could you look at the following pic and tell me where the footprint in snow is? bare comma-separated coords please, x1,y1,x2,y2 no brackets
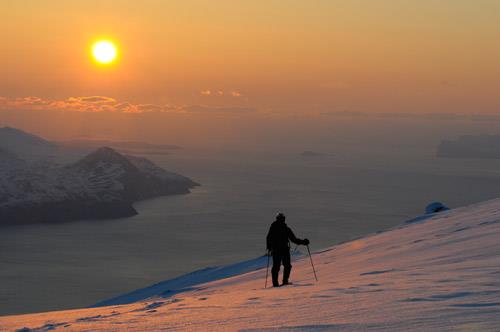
435,279,460,283
312,294,334,299
478,220,500,227
360,269,396,276
77,315,103,322
135,301,166,312
451,302,500,308
452,227,470,233
402,291,474,302
171,298,183,303
17,322,69,332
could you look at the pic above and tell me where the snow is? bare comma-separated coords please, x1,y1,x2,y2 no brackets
93,250,303,307
93,255,273,307
2,198,500,331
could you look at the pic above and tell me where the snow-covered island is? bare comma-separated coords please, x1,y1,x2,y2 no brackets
2,198,500,330
0,127,198,226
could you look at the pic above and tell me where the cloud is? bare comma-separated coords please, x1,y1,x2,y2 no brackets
0,96,255,115
69,96,117,104
200,89,243,97
0,96,172,113
2,96,53,109
0,96,121,113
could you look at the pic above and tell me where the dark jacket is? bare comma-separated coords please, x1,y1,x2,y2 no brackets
266,220,304,251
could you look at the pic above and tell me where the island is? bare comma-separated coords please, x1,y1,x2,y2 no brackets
0,127,198,226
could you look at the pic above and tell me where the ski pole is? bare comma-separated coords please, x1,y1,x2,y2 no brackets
265,251,270,288
306,245,318,282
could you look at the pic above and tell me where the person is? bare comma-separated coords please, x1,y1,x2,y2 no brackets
266,212,309,287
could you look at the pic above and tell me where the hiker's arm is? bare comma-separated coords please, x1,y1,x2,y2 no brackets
288,227,308,245
266,226,273,251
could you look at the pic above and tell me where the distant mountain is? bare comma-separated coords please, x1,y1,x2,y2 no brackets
0,128,198,226
0,127,56,149
0,148,21,163
60,139,181,156
437,135,500,159
0,126,58,160
69,147,197,202
61,139,181,150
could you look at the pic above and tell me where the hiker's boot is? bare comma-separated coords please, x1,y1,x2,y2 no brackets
283,264,292,284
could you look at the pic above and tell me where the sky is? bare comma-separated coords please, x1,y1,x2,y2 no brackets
1,0,500,145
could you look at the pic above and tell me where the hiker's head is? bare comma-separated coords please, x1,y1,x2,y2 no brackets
276,212,286,222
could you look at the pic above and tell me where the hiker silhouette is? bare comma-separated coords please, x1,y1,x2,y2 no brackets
266,213,309,287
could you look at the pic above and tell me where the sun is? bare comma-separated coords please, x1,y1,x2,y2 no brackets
91,40,118,65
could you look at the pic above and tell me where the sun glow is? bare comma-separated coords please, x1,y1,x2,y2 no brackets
91,40,118,65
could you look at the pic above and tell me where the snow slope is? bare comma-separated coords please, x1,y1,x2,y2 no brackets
3,198,500,331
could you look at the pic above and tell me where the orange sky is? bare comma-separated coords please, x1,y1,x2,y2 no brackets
1,1,500,144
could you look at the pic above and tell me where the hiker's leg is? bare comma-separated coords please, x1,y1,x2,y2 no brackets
282,250,292,284
271,251,282,287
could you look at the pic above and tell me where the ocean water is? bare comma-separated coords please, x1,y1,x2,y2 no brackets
2,147,500,315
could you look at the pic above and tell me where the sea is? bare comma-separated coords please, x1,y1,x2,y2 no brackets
2,145,500,315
